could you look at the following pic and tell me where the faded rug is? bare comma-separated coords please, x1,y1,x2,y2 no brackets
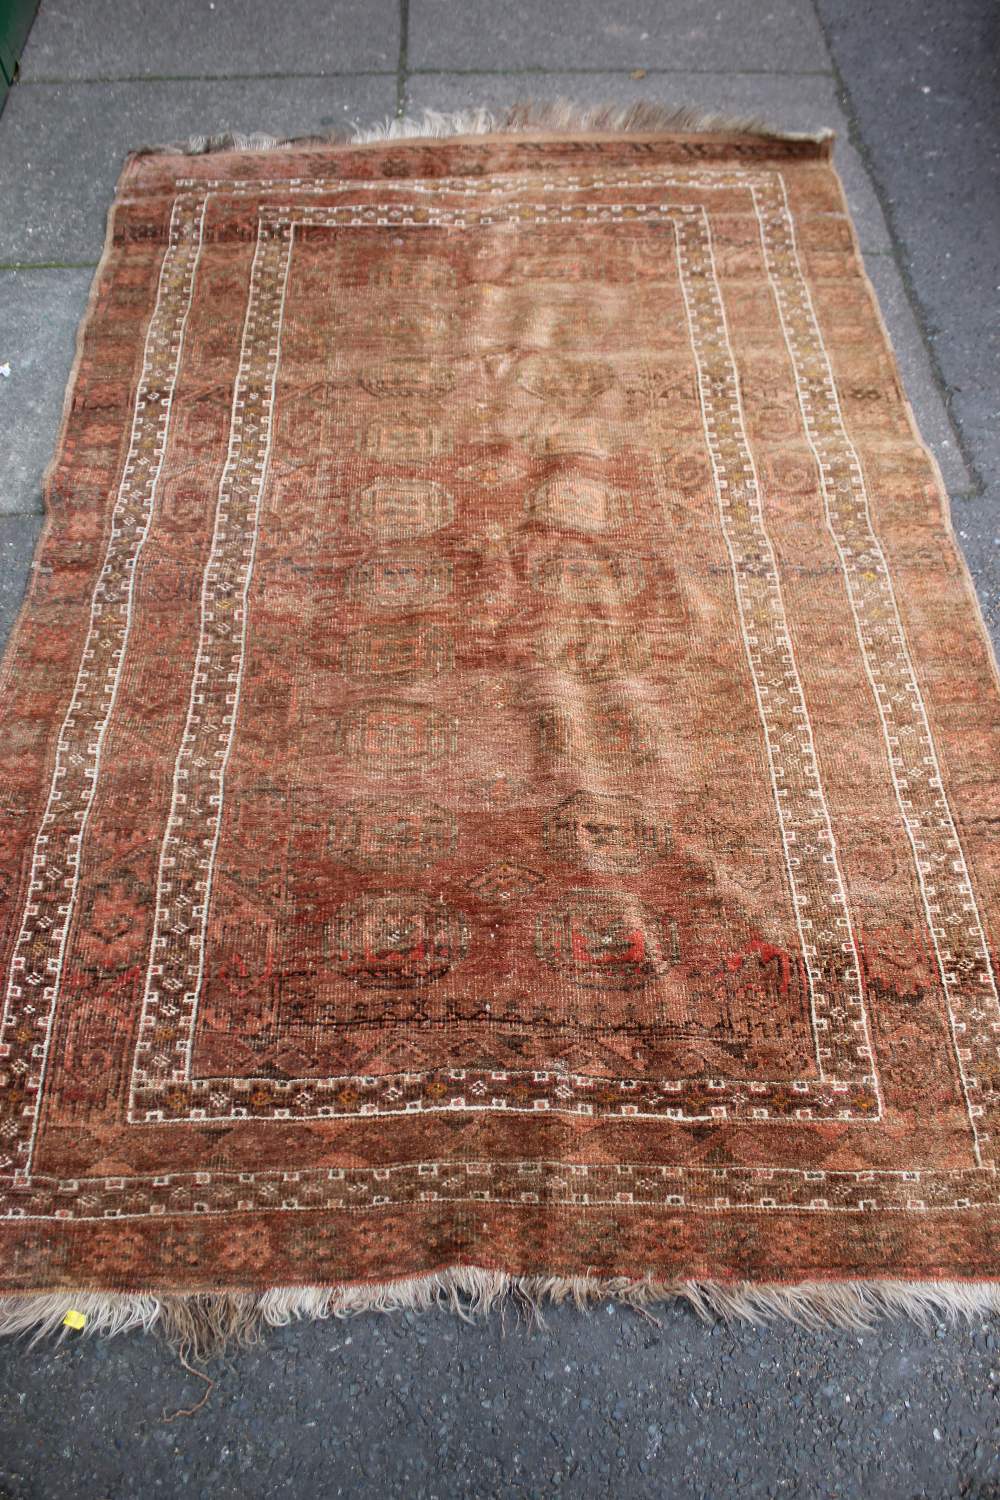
3,105,1000,1348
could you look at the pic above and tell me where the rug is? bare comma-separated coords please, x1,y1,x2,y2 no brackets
3,104,1000,1350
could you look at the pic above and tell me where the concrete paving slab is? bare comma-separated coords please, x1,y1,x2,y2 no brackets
0,513,43,647
0,75,397,263
19,0,400,79
408,0,830,74
0,270,93,516
406,70,892,252
862,255,973,495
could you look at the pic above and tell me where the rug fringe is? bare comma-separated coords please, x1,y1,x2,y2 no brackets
135,99,833,158
3,1272,997,1359
347,101,830,144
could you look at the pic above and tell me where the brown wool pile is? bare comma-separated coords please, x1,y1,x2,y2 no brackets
2,104,999,1354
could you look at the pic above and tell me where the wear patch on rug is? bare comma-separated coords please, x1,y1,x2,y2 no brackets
2,106,1000,1345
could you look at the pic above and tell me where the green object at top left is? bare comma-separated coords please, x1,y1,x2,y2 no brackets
0,0,40,91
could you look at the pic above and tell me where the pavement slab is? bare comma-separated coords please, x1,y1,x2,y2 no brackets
407,0,830,74
815,0,999,486
861,254,974,497
0,513,44,645
0,76,397,263
19,0,401,79
0,270,93,516
2,1301,1000,1497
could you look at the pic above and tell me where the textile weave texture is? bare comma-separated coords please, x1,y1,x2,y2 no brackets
3,123,1000,1315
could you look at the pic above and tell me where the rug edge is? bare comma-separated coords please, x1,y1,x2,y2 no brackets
7,100,995,1369
3,1272,999,1357
132,99,835,159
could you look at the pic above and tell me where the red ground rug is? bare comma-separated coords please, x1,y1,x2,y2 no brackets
2,105,1000,1347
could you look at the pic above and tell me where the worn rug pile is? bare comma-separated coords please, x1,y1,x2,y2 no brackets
3,105,1000,1350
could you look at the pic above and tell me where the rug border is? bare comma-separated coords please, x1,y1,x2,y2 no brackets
823,157,1000,710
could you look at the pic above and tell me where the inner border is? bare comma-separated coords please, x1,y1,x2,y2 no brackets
126,197,879,1128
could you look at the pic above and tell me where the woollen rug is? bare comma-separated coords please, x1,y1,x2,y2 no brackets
2,105,1000,1352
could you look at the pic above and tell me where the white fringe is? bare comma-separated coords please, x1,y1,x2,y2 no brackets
346,101,825,144
138,100,833,158
3,1272,997,1359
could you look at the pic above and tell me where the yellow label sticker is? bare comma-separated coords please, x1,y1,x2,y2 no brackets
62,1309,87,1330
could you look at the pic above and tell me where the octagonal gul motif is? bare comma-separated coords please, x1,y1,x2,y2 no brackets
340,623,454,679
349,479,455,538
534,695,663,769
543,791,672,875
368,259,457,293
531,423,614,460
374,302,458,346
359,360,457,398
335,699,457,774
343,553,454,610
327,892,470,989
535,621,652,681
328,800,458,871
455,451,529,488
528,547,646,604
515,354,614,404
359,423,453,462
525,475,625,532
535,890,680,991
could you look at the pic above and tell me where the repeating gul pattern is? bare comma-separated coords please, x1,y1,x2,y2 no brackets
1,130,999,1294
